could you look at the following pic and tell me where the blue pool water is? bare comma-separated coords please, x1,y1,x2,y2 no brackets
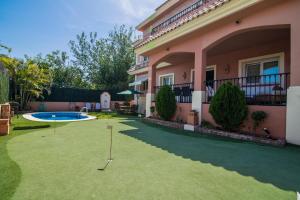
31,112,89,121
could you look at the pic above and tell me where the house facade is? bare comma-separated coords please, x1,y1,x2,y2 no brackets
128,0,300,145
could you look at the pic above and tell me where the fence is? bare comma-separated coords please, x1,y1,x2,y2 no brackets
204,73,290,106
38,87,127,102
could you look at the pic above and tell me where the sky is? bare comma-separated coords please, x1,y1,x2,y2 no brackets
0,0,165,58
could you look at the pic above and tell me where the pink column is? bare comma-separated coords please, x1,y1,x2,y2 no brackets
194,49,207,91
146,60,156,117
291,23,300,86
192,49,207,124
147,61,156,94
286,22,300,145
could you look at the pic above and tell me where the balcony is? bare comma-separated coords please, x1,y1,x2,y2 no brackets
135,0,224,48
204,73,290,106
152,0,212,35
154,82,194,103
128,61,149,74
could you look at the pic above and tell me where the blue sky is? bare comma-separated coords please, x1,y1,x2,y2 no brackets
0,0,164,58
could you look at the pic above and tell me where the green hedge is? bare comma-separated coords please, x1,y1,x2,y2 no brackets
156,85,177,121
0,70,9,104
38,87,127,102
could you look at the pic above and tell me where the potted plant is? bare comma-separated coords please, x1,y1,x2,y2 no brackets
187,110,199,126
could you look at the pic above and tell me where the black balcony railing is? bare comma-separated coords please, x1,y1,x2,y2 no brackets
128,61,149,72
204,73,290,106
154,83,194,103
151,0,212,35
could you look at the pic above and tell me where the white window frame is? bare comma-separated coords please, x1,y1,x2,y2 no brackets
190,69,195,83
238,52,285,78
206,65,217,80
158,73,175,86
190,65,217,83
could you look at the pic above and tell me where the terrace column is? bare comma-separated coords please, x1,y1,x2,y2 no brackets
146,62,156,117
192,49,207,124
286,23,300,145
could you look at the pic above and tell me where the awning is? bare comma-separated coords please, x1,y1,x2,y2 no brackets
129,76,148,87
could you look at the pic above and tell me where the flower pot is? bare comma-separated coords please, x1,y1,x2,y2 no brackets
187,111,199,126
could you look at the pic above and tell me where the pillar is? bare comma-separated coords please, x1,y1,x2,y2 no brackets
192,49,207,124
286,22,300,145
146,62,156,117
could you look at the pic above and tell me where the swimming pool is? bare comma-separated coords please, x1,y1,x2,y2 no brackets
23,112,96,122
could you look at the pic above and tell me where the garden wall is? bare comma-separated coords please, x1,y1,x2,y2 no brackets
151,102,192,123
29,101,124,112
202,104,286,139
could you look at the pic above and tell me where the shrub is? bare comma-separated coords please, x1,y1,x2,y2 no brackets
209,82,248,131
201,120,215,129
156,85,176,121
251,111,267,131
150,106,155,113
0,71,9,104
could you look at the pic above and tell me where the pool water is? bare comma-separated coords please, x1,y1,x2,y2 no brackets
24,112,95,122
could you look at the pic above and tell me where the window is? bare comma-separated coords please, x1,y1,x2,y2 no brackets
159,74,174,86
243,57,281,84
245,63,260,84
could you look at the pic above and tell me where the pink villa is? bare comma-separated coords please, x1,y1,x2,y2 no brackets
128,0,300,145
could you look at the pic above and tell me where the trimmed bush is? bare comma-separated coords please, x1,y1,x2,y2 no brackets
209,82,248,131
156,85,176,121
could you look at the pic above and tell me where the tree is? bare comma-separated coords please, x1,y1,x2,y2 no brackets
69,25,135,90
28,51,90,88
0,43,12,54
0,56,52,109
156,86,177,121
16,60,52,109
0,56,22,100
209,82,248,131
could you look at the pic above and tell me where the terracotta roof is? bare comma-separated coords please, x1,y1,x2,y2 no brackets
135,0,230,48
155,0,171,11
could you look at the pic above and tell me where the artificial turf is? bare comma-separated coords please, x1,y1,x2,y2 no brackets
1,116,300,200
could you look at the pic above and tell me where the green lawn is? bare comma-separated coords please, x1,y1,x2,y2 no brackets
1,116,300,200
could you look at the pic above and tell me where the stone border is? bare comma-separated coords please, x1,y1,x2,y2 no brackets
23,112,96,123
195,127,286,147
142,118,184,129
142,118,286,147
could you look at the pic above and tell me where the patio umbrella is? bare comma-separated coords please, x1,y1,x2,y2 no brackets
117,89,142,95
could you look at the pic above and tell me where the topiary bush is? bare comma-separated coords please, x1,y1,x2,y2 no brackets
156,85,176,121
209,82,248,131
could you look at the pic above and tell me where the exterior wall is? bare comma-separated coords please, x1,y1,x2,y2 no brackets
172,103,192,123
29,101,124,112
207,40,290,80
152,102,192,123
202,104,286,139
156,62,194,85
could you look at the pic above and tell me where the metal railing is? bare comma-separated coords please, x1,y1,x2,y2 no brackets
204,73,290,106
151,0,213,35
154,82,194,103
128,61,149,72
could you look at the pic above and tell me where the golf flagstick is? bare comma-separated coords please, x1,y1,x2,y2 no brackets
98,125,113,171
